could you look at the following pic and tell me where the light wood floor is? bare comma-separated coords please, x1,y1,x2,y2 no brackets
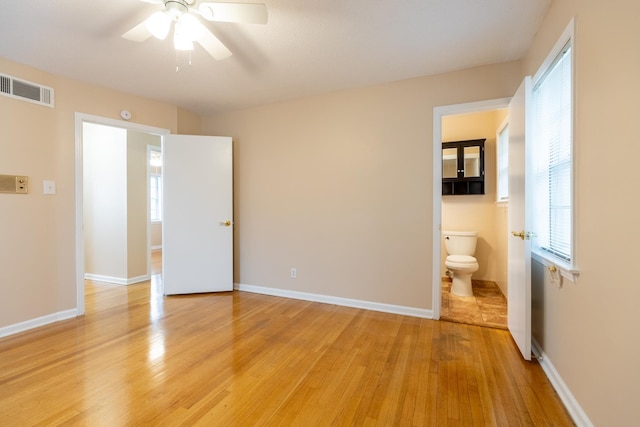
0,275,573,425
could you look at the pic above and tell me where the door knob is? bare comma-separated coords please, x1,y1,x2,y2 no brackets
511,230,525,240
219,220,232,227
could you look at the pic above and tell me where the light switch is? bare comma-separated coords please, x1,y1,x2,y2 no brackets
43,180,56,195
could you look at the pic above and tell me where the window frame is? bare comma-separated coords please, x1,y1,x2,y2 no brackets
150,173,162,222
496,117,509,204
530,18,579,281
148,146,163,223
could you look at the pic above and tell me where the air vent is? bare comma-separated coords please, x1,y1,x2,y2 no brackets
0,73,54,108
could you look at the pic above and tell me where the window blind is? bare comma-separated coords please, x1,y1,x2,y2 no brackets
150,175,163,222
532,43,572,262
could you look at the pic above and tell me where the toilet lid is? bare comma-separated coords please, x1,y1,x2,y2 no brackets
447,255,476,264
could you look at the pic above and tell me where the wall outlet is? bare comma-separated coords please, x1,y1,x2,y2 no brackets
290,268,297,279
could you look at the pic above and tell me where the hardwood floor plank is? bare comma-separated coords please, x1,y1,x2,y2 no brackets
0,280,574,426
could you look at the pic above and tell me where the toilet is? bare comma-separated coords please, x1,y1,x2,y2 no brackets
443,231,479,297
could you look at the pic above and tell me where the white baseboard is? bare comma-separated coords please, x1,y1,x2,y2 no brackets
532,338,594,427
234,283,433,319
84,273,150,285
0,309,78,339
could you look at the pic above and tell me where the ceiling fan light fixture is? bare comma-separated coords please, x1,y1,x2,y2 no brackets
179,13,205,41
123,0,267,61
145,11,171,40
166,0,189,20
173,21,195,50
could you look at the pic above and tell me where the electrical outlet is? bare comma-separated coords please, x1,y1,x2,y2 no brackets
290,268,297,279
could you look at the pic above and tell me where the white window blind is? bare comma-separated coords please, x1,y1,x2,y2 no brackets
150,175,162,222
497,124,509,202
149,149,163,222
532,43,573,262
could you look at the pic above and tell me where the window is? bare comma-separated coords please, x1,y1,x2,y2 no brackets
149,148,162,222
531,34,573,265
496,121,509,202
150,175,162,221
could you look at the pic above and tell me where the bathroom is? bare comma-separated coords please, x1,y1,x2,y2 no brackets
441,109,509,328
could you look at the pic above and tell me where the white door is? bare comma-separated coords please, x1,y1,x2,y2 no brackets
162,135,233,295
507,77,532,360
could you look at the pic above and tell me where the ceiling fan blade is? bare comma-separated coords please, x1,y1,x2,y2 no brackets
122,20,153,42
197,27,232,60
198,2,268,24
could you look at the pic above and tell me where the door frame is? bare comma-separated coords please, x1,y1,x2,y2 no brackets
74,113,170,315
431,98,511,319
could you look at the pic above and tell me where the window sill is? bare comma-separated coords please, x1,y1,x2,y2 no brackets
532,251,580,283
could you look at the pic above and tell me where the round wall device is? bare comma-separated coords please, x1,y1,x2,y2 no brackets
120,110,132,120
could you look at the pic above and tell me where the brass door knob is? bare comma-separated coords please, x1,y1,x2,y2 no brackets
219,220,232,227
511,230,525,240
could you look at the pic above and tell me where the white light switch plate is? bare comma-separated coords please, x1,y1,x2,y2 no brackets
43,180,56,195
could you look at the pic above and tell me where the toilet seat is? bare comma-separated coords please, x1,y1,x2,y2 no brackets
445,255,478,269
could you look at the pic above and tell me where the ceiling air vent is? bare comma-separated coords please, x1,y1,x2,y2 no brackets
0,73,54,108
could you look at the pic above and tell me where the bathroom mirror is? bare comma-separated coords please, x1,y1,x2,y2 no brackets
442,147,458,179
463,146,481,177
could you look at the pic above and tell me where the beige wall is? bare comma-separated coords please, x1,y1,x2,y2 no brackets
177,107,203,135
441,110,509,294
151,222,163,249
203,61,522,309
0,57,191,328
525,0,640,425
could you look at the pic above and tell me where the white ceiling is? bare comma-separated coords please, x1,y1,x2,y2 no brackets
0,0,551,115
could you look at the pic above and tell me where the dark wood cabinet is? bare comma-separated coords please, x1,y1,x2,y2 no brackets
442,139,485,195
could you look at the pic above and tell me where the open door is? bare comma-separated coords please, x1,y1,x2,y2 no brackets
507,77,532,360
162,135,233,295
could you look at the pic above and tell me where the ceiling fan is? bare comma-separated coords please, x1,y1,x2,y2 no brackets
122,0,268,60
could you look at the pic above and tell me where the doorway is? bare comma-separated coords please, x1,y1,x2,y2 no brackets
439,109,509,328
431,98,510,323
74,113,170,314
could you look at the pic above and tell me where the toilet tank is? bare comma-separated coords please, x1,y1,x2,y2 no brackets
443,231,478,255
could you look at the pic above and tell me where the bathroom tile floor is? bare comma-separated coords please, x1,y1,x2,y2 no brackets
441,279,508,329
